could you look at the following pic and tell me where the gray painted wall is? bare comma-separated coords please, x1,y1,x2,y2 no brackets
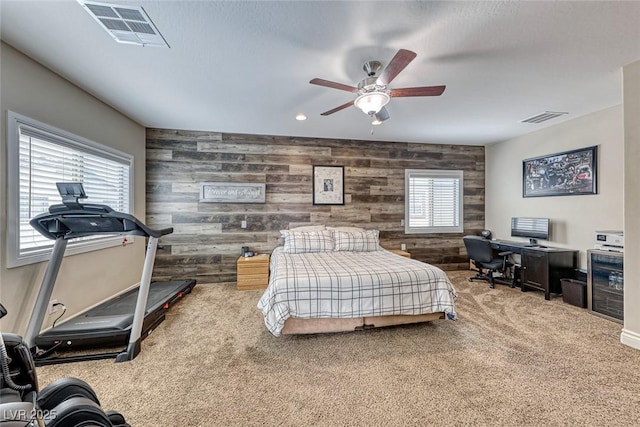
485,105,624,269
0,42,146,334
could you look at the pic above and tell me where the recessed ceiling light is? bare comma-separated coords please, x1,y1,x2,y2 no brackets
295,114,307,121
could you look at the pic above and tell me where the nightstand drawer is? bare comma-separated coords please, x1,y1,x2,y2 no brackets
238,264,269,275
237,274,269,290
237,254,270,290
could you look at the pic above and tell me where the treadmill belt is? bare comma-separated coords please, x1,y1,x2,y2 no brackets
35,280,195,349
89,281,189,317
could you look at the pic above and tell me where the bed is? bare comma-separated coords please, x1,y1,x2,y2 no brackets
257,227,457,336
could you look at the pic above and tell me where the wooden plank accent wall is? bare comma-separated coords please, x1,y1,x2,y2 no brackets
146,128,485,283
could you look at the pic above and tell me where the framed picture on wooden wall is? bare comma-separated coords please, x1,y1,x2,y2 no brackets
313,165,344,205
523,145,597,197
199,182,266,203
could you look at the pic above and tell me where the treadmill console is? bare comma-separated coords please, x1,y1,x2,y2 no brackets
30,182,170,240
57,182,88,210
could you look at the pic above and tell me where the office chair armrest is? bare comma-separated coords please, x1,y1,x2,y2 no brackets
498,251,513,257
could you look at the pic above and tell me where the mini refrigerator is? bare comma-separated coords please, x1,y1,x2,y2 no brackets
587,249,624,323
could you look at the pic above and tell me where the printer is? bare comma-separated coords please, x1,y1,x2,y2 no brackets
594,230,624,252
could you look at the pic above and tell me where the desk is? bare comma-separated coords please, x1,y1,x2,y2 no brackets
491,240,544,254
490,240,578,300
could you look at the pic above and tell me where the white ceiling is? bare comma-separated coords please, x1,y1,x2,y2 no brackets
2,0,640,145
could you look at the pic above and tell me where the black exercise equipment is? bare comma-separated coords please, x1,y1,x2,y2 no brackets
24,182,195,365
1,303,131,426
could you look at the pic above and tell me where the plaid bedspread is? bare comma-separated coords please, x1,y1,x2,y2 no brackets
257,247,457,336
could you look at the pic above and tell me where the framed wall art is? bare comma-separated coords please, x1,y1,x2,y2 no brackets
312,165,344,205
523,146,597,197
200,182,266,203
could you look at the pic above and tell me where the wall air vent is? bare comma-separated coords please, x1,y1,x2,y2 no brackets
520,111,568,124
78,0,169,48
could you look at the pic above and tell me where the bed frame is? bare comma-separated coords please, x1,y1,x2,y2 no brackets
281,312,445,335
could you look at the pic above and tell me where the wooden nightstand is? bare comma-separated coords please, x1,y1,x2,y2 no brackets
237,254,270,290
388,249,412,258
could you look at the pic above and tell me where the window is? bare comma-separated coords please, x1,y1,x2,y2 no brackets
6,111,133,267
405,169,463,234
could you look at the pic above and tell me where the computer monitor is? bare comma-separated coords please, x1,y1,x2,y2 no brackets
511,217,550,243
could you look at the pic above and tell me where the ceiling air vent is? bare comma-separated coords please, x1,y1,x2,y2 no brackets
78,0,169,48
520,111,568,124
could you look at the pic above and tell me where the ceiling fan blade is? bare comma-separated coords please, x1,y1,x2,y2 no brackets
310,78,357,93
321,100,354,116
390,85,446,97
376,49,417,86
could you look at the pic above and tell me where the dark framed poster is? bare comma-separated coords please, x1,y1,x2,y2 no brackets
523,146,597,197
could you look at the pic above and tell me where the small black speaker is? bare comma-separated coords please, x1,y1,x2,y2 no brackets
481,229,492,239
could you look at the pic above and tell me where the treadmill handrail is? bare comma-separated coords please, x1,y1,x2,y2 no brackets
30,208,173,240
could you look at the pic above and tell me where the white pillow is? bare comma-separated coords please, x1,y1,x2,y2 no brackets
281,229,334,253
333,229,380,252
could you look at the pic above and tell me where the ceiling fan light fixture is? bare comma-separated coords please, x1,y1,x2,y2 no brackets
354,91,390,116
371,108,390,125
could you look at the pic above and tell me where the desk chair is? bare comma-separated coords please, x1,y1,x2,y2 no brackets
463,235,514,289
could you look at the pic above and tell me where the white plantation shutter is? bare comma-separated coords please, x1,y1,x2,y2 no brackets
405,169,463,233
7,112,133,267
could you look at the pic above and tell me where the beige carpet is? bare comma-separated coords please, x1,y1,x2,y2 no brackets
37,271,640,426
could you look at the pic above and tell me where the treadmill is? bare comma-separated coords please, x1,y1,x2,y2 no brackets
24,182,196,366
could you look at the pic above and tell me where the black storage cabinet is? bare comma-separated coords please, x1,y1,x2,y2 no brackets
521,248,578,300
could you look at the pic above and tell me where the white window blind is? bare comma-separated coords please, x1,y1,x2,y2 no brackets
405,169,463,234
7,111,133,267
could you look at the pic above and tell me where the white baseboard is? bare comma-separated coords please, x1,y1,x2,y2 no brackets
620,328,640,350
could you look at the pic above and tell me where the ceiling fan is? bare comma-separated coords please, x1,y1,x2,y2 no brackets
310,49,446,125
